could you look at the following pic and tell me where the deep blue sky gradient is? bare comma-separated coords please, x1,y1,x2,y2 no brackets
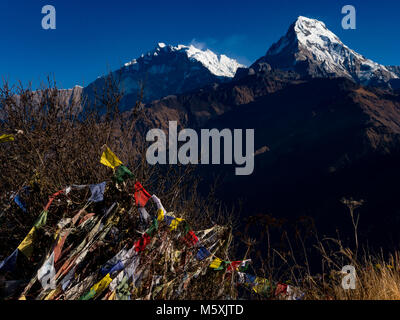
0,0,398,88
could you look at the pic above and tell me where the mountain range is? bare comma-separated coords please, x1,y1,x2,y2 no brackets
76,16,400,113
109,16,400,247
17,16,400,246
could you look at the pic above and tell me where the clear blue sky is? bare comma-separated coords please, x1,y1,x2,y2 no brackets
0,0,398,89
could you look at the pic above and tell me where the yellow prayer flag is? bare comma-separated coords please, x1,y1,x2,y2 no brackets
19,295,27,300
17,227,37,258
100,146,123,169
210,258,223,269
90,273,113,297
170,218,184,231
157,208,165,222
0,134,14,143
253,277,269,294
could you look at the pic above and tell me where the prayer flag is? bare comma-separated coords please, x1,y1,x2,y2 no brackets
38,252,56,291
0,248,18,273
134,182,151,207
100,146,122,169
0,134,14,143
89,182,106,203
196,247,211,261
114,165,134,183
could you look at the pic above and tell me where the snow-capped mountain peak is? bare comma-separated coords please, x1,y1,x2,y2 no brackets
124,43,244,78
255,16,398,86
85,43,245,107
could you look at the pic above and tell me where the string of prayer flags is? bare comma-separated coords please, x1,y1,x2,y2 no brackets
0,249,18,273
113,165,134,184
88,182,107,203
210,258,224,270
134,182,151,207
100,146,122,169
227,259,251,272
44,190,65,212
0,134,14,143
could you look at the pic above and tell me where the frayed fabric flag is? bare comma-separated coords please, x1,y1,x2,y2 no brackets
100,146,122,169
134,182,151,207
210,258,230,271
138,207,150,223
210,258,223,270
134,233,151,252
275,283,288,297
145,219,158,237
54,229,71,263
286,285,305,300
17,210,48,258
113,165,134,184
38,252,56,291
164,215,175,226
109,261,124,275
100,248,128,276
17,227,37,258
196,247,211,261
80,273,113,300
170,218,184,231
227,259,251,272
61,267,76,292
89,182,107,203
157,208,165,222
14,195,27,213
0,134,14,143
13,187,29,213
183,231,198,247
151,195,166,213
0,248,18,273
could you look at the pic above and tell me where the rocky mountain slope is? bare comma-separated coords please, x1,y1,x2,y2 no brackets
250,16,398,88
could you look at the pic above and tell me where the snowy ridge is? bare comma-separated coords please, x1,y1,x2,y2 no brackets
85,43,245,106
123,43,245,78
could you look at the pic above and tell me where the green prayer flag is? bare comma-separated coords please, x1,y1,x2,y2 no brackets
113,165,134,184
79,289,96,301
34,211,48,228
146,218,159,236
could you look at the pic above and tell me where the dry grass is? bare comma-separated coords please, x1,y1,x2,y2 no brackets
2,77,400,300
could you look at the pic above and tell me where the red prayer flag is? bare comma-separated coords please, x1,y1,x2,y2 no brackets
134,182,151,207
275,283,288,297
227,261,242,272
134,233,151,252
183,231,199,247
